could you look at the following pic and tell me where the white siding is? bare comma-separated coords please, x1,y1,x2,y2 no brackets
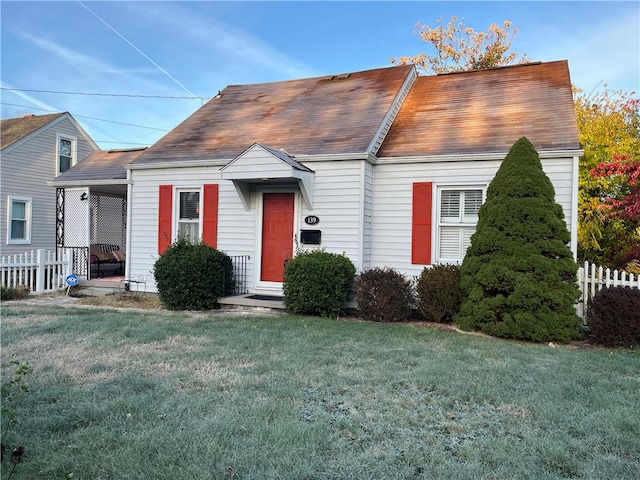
129,155,576,292
129,160,366,292
362,161,374,270
0,117,97,255
371,157,576,278
128,166,225,291
298,160,364,268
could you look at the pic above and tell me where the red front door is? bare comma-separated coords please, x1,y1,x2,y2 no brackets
261,193,294,282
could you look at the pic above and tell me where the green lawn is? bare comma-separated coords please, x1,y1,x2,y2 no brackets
1,304,639,479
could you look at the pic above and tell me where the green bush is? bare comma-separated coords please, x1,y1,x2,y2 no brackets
416,264,462,323
1,286,16,300
456,137,582,343
1,285,30,301
587,287,640,348
283,249,355,318
354,267,413,322
153,237,234,310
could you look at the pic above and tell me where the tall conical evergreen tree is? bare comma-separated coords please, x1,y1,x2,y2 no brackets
456,137,581,343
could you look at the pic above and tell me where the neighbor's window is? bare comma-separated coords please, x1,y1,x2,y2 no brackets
177,190,200,242
57,136,75,175
437,188,484,262
7,196,32,244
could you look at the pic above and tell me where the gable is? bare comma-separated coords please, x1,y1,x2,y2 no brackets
220,143,315,210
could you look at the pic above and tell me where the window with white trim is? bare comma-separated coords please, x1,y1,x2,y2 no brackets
57,135,76,175
177,190,200,242
7,196,32,244
437,187,484,262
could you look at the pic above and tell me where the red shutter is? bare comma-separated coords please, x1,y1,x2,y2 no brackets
202,184,219,248
412,182,433,264
158,185,173,254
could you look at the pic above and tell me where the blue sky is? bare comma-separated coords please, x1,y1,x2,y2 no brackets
1,1,638,149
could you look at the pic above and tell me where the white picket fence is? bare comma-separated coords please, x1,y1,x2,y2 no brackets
577,261,640,321
1,249,73,294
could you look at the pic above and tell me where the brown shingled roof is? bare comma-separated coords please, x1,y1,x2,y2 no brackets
134,65,414,164
378,61,580,157
1,113,65,150
53,147,147,183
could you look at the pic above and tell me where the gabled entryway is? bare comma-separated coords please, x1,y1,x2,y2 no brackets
220,143,315,210
221,143,315,290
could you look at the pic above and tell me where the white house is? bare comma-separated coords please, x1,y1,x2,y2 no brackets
1,112,99,256
54,61,582,294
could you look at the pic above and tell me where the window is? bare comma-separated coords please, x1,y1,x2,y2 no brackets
158,185,218,254
177,190,200,242
7,196,32,244
57,136,76,175
437,188,484,262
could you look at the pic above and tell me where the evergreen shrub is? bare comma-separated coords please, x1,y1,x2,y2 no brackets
415,264,462,323
153,237,234,310
283,249,355,318
354,267,413,322
456,137,582,343
587,287,640,348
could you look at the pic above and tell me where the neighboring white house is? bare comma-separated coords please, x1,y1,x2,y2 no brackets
53,61,582,294
1,112,99,256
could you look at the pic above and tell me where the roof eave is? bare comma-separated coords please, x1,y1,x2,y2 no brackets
376,148,584,164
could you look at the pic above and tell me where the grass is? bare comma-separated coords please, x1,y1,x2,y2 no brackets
1,303,639,479
75,292,165,310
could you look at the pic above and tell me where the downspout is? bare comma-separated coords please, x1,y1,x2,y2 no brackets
125,168,133,283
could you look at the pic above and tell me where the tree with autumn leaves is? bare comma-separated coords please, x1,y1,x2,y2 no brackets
391,16,529,74
394,16,640,269
574,88,640,269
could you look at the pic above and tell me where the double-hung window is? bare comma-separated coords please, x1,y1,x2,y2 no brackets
57,135,76,175
7,196,32,244
437,188,484,263
177,190,200,242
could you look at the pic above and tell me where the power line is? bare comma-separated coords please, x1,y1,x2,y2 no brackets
1,87,207,102
1,102,170,132
76,0,204,105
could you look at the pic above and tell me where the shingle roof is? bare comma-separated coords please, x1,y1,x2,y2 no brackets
1,113,65,150
377,61,580,157
133,65,414,164
53,147,147,183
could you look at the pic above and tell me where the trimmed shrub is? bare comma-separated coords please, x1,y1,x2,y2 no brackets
283,249,355,318
416,264,462,323
153,237,234,310
456,137,582,343
354,267,413,323
587,287,640,348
